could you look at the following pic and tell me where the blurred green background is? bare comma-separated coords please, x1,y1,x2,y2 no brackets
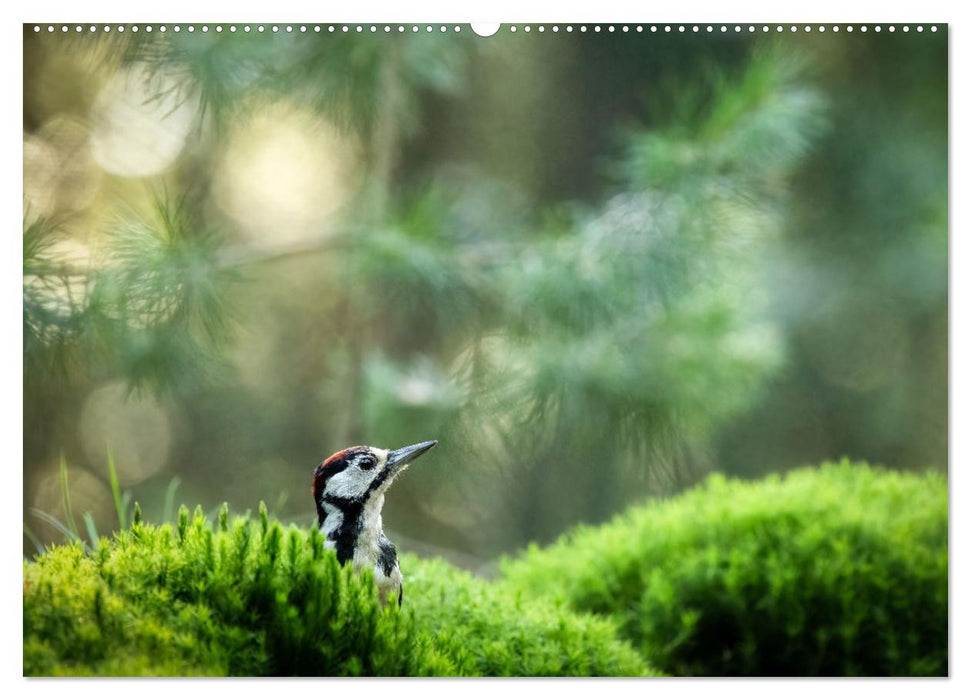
23,25,947,567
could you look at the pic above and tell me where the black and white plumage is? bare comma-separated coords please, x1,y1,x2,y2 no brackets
311,440,437,606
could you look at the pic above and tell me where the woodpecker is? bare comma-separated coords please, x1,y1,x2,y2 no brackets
311,439,437,606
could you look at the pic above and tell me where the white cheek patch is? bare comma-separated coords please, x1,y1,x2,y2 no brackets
324,450,390,501
325,467,373,500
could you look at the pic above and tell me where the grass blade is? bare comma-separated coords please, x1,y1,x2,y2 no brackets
106,445,126,530
28,508,82,547
82,512,100,549
163,476,182,523
22,522,46,555
58,453,80,539
121,492,132,527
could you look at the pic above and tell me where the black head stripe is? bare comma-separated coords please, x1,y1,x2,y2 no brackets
327,500,364,565
365,463,394,497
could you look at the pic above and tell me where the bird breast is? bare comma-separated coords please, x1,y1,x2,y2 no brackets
352,535,401,605
373,559,403,606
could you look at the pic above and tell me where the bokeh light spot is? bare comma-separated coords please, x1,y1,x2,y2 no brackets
30,463,113,540
212,102,362,251
23,237,92,328
23,133,59,219
38,115,102,211
79,381,173,486
90,65,196,177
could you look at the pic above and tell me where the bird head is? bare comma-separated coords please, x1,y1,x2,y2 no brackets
312,440,437,519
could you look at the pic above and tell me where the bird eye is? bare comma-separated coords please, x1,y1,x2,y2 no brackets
359,456,376,471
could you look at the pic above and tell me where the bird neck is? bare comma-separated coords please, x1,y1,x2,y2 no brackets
319,493,386,566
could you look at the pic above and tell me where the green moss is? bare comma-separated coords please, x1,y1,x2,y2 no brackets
24,505,653,677
402,554,656,676
501,461,948,676
24,508,452,676
27,462,944,676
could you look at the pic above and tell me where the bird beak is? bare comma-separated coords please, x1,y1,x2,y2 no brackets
385,440,438,473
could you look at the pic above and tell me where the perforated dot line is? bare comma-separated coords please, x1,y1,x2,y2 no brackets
31,23,940,35
505,24,937,34
30,24,470,34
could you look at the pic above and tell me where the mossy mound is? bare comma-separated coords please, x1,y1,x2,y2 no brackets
24,505,448,676
402,554,655,676
26,461,945,676
501,461,948,676
23,504,653,677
